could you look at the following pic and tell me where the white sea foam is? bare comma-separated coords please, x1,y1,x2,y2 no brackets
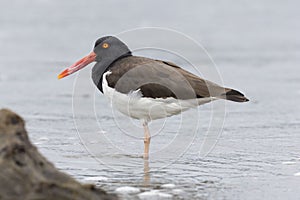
172,189,184,195
161,183,176,189
83,176,108,182
115,186,140,194
294,172,300,176
282,161,296,165
138,190,172,199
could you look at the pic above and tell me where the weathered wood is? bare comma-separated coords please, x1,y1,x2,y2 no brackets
0,109,117,200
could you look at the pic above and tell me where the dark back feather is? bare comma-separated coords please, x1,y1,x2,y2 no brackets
106,56,248,102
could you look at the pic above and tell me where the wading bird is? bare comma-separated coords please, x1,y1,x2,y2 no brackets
58,36,249,159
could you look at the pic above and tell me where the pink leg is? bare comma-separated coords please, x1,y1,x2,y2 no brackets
143,121,151,159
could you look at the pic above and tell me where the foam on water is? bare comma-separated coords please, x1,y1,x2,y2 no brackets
282,161,297,165
83,176,109,182
115,186,140,194
161,184,176,189
294,172,300,176
138,190,173,200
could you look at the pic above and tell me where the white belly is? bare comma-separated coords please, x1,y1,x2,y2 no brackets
102,71,216,121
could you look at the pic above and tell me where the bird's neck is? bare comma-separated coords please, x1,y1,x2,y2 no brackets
92,52,132,93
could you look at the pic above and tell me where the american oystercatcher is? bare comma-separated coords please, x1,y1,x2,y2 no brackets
58,36,249,159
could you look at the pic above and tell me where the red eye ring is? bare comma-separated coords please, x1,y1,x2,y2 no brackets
102,43,109,48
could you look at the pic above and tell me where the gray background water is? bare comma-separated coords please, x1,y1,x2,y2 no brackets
1,0,300,199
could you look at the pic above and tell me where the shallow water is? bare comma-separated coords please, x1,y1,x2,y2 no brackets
1,0,300,199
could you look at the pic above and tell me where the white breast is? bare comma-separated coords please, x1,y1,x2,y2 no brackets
102,71,216,121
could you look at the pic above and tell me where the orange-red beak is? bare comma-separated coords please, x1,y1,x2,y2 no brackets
58,51,97,79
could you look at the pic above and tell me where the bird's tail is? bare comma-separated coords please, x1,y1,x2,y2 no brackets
221,88,249,102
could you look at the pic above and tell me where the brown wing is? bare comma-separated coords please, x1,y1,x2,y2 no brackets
107,56,248,102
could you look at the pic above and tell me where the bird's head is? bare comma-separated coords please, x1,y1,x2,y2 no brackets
57,36,131,79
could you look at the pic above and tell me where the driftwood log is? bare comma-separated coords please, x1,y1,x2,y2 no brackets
0,109,117,200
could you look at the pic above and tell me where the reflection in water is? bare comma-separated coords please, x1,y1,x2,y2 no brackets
143,159,150,186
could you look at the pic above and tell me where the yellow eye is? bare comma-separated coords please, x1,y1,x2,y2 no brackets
102,43,109,48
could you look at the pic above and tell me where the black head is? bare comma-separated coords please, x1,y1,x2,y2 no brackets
57,36,131,80
91,36,131,91
93,36,131,63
